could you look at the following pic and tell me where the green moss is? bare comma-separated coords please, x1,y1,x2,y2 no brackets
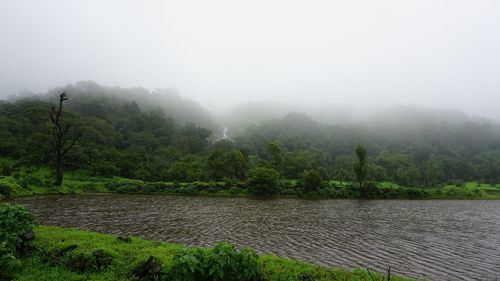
18,226,418,281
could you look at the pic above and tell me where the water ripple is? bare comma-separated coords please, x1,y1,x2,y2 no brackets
16,195,500,281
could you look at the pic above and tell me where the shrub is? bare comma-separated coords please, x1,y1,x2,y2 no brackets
167,242,259,281
223,178,238,189
188,181,209,191
168,248,207,281
0,204,35,280
247,167,279,196
82,184,99,193
89,161,120,177
229,187,242,196
208,243,259,281
142,183,166,193
178,186,198,195
173,180,181,189
301,169,325,193
0,184,12,198
107,182,141,193
0,162,13,176
447,179,464,188
0,243,22,280
0,204,36,251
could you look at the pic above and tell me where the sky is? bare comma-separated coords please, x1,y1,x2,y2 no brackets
1,0,499,118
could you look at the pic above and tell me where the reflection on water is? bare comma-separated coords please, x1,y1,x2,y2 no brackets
17,195,500,280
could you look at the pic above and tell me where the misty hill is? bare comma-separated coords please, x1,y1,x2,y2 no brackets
12,81,217,130
1,85,500,186
0,90,213,180
232,111,500,185
222,101,496,135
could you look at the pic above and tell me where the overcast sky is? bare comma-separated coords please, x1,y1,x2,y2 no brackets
1,0,499,118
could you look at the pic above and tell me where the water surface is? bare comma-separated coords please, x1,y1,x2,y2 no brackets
17,195,500,280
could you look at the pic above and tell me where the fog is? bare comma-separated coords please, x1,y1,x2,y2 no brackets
1,0,499,119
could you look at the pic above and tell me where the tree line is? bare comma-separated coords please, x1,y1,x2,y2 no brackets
1,90,500,189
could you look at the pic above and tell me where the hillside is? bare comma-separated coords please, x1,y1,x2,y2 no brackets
1,85,500,188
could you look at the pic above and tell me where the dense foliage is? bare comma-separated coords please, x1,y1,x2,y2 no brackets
247,167,280,196
0,204,36,251
1,82,500,190
168,242,259,281
234,112,500,187
0,204,36,280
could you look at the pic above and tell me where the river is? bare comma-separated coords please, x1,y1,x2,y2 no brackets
16,195,500,280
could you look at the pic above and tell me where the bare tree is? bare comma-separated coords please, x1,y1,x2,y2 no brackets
49,92,80,186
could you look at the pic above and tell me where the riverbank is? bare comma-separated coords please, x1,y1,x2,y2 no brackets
1,168,499,201
16,225,417,281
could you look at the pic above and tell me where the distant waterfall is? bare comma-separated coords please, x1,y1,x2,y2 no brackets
222,127,229,139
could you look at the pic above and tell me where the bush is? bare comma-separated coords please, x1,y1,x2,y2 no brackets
447,179,464,188
19,175,43,190
0,184,12,198
178,186,198,195
142,183,166,193
167,242,259,281
107,182,141,193
0,162,13,176
0,243,22,280
229,187,242,196
188,181,210,191
0,204,36,251
247,167,279,196
167,248,207,280
208,243,259,281
223,178,238,189
89,161,120,177
301,169,324,193
0,204,35,280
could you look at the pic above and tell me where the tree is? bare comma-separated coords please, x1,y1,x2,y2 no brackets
301,169,324,193
49,93,80,186
163,156,206,182
266,142,285,173
353,144,368,187
207,147,248,180
423,155,446,187
247,167,279,196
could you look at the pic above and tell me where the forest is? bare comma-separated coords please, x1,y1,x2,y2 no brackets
1,82,500,198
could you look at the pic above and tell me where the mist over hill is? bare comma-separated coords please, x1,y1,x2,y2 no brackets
5,81,498,138
220,100,497,136
10,81,217,130
2,81,500,187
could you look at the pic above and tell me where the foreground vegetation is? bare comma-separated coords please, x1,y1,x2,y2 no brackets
1,204,417,281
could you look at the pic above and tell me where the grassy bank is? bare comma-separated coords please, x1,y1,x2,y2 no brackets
16,225,417,281
1,167,500,201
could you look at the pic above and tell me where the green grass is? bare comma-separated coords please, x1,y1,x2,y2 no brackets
1,165,500,201
17,226,418,281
